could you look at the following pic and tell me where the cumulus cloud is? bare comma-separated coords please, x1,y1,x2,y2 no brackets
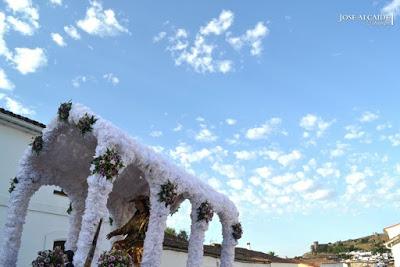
254,166,272,178
64,25,81,40
103,73,119,85
195,128,218,142
150,130,163,138
0,69,14,90
160,10,268,74
51,33,66,47
277,150,302,166
173,123,183,132
292,179,314,192
225,118,237,125
245,117,282,140
200,10,234,36
49,0,62,6
72,75,90,88
359,111,379,123
300,114,333,138
4,96,34,115
330,142,349,158
3,0,39,35
77,0,128,37
344,125,365,140
382,0,400,17
304,189,332,201
234,150,257,160
228,178,244,190
212,162,243,179
227,21,269,56
153,31,166,43
12,47,47,74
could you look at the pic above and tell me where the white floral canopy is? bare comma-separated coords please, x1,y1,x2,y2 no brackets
0,103,242,267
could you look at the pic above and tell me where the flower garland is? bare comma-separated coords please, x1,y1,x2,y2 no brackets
91,148,124,180
197,201,214,223
158,180,178,207
58,101,72,122
31,135,43,154
232,223,243,240
31,247,66,267
98,249,133,267
8,177,18,193
76,113,97,135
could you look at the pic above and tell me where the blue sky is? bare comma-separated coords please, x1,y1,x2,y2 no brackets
1,0,400,257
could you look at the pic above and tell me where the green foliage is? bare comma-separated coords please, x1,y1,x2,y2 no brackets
177,230,189,241
31,135,43,154
8,177,18,193
91,148,124,180
165,227,177,236
76,113,97,135
267,251,276,256
58,101,72,121
158,180,178,207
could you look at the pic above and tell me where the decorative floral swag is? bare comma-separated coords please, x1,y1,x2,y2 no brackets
91,148,124,180
158,180,178,207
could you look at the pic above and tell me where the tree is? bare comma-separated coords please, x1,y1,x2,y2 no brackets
177,230,189,241
267,251,276,256
165,227,176,236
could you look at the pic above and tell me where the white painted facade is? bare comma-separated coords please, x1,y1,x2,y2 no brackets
384,223,400,267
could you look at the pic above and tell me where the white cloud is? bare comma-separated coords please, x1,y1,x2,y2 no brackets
300,114,333,138
382,0,400,17
208,177,222,189
150,130,162,137
245,117,282,140
6,16,34,35
359,111,379,123
225,118,237,125
228,178,243,190
12,47,47,74
249,176,262,186
234,150,256,160
200,10,234,36
277,150,302,166
344,125,365,140
173,123,183,132
254,166,272,178
0,69,14,90
49,0,62,6
4,96,34,115
64,25,81,40
195,128,218,142
103,73,119,85
212,162,242,179
77,0,128,37
153,31,166,43
304,189,332,201
388,133,400,146
3,0,39,34
316,162,340,178
292,179,314,192
72,75,88,88
227,21,269,56
271,173,296,185
330,142,349,158
51,33,66,47
169,143,216,170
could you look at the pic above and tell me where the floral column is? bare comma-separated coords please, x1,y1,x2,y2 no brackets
73,147,124,266
0,179,40,267
64,193,86,252
220,221,242,267
186,201,213,267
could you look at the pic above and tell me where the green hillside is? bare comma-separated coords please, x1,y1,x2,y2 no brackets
304,233,390,257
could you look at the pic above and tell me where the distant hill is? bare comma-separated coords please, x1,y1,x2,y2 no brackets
303,233,390,257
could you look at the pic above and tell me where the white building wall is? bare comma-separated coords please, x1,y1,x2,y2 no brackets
161,249,271,267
